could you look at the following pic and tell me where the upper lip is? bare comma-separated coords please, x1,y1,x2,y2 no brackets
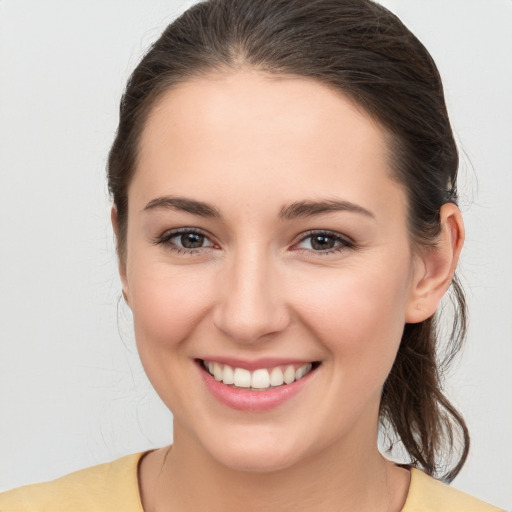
197,357,318,371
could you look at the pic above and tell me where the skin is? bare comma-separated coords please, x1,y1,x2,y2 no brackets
113,69,464,511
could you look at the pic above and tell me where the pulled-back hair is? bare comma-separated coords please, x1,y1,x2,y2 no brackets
108,0,468,482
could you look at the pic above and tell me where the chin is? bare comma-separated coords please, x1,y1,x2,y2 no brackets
198,427,317,474
214,447,302,473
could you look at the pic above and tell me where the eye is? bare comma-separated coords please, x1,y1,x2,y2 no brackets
155,228,216,253
175,232,210,249
295,230,354,253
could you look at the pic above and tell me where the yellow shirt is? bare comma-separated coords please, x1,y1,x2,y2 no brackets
0,452,504,511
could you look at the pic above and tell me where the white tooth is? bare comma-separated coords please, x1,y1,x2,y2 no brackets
213,363,223,381
270,366,284,386
222,364,234,385
208,361,214,375
233,368,251,388
251,369,270,389
283,365,295,384
295,363,311,380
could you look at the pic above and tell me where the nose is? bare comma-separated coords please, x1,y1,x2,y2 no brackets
212,246,290,344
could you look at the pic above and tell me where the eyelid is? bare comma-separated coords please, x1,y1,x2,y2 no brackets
153,227,355,256
153,227,218,252
292,229,356,253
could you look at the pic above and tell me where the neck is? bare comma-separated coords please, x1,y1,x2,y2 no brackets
139,423,410,512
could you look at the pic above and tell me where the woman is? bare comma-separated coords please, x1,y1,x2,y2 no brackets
0,0,505,510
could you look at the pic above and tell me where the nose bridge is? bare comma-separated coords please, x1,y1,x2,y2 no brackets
213,241,289,343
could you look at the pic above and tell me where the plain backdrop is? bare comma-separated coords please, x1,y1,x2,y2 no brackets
0,0,510,509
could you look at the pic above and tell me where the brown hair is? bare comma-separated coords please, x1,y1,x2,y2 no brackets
108,0,468,482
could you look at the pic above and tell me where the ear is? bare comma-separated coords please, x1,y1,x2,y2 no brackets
111,206,130,307
405,203,464,323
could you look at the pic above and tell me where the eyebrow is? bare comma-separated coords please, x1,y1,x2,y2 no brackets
143,196,375,220
279,199,375,220
144,196,222,218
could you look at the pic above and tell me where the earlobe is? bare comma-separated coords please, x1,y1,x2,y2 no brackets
405,203,464,323
111,206,130,307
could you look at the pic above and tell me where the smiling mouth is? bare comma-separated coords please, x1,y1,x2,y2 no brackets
199,359,321,391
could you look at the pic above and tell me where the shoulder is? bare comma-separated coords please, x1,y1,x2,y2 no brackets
0,452,145,512
403,468,504,512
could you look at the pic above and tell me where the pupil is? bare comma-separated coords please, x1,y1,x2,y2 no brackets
312,235,334,250
181,233,204,249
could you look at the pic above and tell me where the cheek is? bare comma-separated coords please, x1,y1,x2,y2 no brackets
290,256,412,365
128,262,215,352
126,263,218,416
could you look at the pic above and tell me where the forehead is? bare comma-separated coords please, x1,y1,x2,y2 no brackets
132,69,405,219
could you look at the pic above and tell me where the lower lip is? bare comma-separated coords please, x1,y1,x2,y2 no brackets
198,362,316,412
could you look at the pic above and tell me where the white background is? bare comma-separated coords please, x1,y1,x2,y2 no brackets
0,1,510,509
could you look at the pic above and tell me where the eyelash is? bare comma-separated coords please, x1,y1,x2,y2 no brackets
154,228,356,256
153,228,217,255
292,230,356,255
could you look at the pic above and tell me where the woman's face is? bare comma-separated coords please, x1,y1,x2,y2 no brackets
121,70,423,471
